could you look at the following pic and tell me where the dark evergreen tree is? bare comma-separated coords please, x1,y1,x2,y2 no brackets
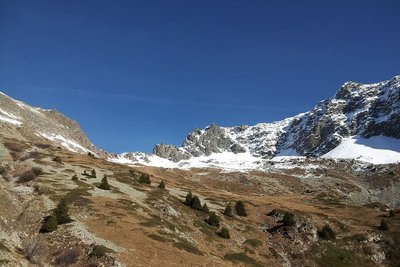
202,203,209,213
43,212,58,232
282,212,295,226
318,224,336,240
185,191,193,206
190,196,202,210
139,173,151,184
98,175,111,190
389,210,395,217
91,169,97,178
158,180,165,189
207,212,220,227
218,227,231,239
224,203,233,217
235,201,247,216
71,174,78,181
54,198,73,224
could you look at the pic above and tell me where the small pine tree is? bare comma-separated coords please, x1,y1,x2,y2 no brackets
224,203,233,217
185,191,193,206
54,198,73,224
218,227,231,239
98,175,111,190
158,180,165,189
91,169,97,178
191,196,202,210
379,219,389,231
53,156,62,163
389,210,395,217
235,201,247,217
71,174,78,181
318,224,336,240
282,212,296,226
207,212,220,227
202,203,209,213
43,212,58,232
139,173,151,184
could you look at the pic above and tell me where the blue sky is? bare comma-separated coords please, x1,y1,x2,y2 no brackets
1,0,399,153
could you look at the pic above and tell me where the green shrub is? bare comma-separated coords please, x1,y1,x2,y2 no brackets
207,212,220,227
139,173,151,184
32,167,43,176
0,166,6,175
54,198,73,224
91,169,96,178
235,201,247,217
389,210,395,217
185,191,193,206
218,227,230,239
224,203,233,217
282,212,296,226
190,196,202,210
318,224,336,240
89,245,114,258
71,174,78,181
202,203,209,213
43,212,58,232
379,219,389,231
158,180,165,189
98,175,110,190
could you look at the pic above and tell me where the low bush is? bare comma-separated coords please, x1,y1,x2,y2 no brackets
224,203,233,217
139,173,151,184
89,245,114,258
32,167,43,176
282,212,296,226
52,156,62,163
318,224,336,240
18,169,37,183
379,219,389,231
71,174,78,181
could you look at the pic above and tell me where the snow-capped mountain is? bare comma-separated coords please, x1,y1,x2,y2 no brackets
0,91,105,157
118,75,400,167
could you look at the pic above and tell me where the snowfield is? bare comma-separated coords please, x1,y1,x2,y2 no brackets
322,135,400,164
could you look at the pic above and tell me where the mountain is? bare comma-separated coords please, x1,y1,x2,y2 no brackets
0,91,106,157
117,75,400,167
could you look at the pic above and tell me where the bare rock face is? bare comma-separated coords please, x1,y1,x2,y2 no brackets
152,144,191,162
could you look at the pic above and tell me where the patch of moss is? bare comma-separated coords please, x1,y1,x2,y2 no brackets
244,239,263,248
173,241,204,256
223,252,264,267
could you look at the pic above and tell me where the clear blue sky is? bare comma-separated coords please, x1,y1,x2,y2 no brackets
1,0,399,153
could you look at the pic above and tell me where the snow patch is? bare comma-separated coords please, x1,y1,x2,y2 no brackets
37,132,92,154
322,135,400,164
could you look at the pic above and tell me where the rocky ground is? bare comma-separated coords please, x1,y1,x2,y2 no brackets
0,136,400,266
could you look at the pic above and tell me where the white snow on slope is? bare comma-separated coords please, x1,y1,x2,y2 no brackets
0,108,23,125
322,135,400,164
38,133,93,154
111,151,263,171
